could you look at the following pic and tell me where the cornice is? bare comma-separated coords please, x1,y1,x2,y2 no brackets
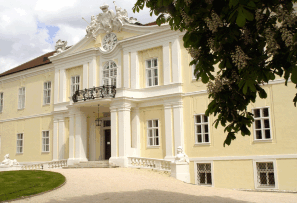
0,64,54,84
0,112,52,123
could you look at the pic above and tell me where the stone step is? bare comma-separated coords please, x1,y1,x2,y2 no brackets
63,160,118,169
63,165,119,169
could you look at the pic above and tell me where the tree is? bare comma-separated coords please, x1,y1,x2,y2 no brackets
133,0,297,146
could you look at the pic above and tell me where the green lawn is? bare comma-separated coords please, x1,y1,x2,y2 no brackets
0,170,66,201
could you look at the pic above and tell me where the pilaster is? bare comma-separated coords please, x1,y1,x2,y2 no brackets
68,111,75,164
131,107,140,156
123,51,130,88
172,38,182,83
54,69,59,104
89,56,97,88
83,63,89,89
75,111,88,162
130,52,139,89
163,43,171,85
173,100,184,156
164,104,174,161
58,118,65,160
52,119,59,161
59,69,66,102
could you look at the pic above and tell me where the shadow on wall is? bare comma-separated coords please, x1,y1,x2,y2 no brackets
44,189,249,203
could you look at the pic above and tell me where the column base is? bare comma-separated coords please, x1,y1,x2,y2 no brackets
170,162,190,183
67,158,88,165
109,156,128,167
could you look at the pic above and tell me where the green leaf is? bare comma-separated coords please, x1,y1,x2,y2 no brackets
201,72,209,83
247,1,256,8
224,132,236,146
242,8,254,21
236,7,246,27
229,0,239,8
242,83,248,94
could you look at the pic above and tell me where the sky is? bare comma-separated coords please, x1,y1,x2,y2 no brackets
0,0,157,74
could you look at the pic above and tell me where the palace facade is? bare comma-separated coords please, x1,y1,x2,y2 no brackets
1,3,297,192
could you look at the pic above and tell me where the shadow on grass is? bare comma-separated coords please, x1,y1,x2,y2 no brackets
42,189,249,203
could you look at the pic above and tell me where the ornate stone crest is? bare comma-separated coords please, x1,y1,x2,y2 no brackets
1,154,19,167
86,1,140,40
54,39,67,56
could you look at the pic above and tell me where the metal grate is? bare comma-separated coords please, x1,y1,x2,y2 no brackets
256,162,275,187
197,163,212,185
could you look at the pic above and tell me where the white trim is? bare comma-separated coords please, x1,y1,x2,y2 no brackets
182,90,208,97
102,61,117,87
16,133,24,154
18,87,25,110
70,75,80,96
0,112,52,123
253,159,278,190
145,58,159,87
189,154,297,161
43,81,51,105
194,114,210,144
42,130,50,153
194,160,214,187
147,119,160,147
252,107,273,141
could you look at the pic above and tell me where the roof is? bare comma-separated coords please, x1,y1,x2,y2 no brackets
0,51,56,78
144,22,157,26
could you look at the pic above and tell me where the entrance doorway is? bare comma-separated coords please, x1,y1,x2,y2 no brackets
104,129,111,160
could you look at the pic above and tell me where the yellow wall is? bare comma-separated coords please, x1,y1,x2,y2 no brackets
0,71,54,120
277,159,297,191
66,66,83,100
0,116,53,162
138,46,164,88
140,105,165,159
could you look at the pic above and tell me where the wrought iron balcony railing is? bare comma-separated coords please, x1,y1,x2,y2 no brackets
72,85,116,103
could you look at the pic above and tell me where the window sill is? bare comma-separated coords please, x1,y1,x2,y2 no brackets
41,151,50,153
147,146,160,149
194,143,211,146
16,153,23,155
255,186,277,190
253,139,273,144
17,108,25,111
197,184,213,187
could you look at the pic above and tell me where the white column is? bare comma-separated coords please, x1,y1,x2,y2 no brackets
110,107,117,158
83,63,89,89
173,101,184,156
59,69,66,102
89,118,96,161
89,57,97,88
163,43,171,85
75,111,88,162
164,104,174,161
130,52,139,89
68,112,75,164
52,119,59,161
172,38,182,83
118,106,131,157
54,69,59,104
131,107,140,156
58,118,65,160
123,51,130,88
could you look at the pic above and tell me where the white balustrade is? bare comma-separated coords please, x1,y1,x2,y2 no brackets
21,159,68,170
128,157,171,172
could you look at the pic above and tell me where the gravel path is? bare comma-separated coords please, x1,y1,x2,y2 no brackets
11,168,297,203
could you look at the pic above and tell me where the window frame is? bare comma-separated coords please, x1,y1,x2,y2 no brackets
102,60,118,87
252,107,273,142
194,161,214,187
253,159,278,190
18,87,25,110
145,58,159,87
42,131,50,153
0,92,3,113
147,119,160,147
16,133,24,154
43,81,51,105
194,114,210,145
70,75,80,96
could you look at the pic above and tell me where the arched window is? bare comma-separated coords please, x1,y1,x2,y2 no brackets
103,61,117,87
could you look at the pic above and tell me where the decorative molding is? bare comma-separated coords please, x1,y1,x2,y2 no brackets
189,154,297,161
0,112,52,123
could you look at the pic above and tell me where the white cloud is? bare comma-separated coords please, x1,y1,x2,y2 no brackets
0,0,157,74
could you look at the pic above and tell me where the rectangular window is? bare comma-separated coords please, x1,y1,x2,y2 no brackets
42,131,50,152
0,92,3,112
195,114,210,144
252,107,271,140
256,162,275,187
43,81,51,105
18,87,25,109
147,119,159,146
146,58,158,87
16,133,23,153
197,163,212,185
71,76,80,96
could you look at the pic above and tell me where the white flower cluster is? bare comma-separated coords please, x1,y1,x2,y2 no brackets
280,27,295,49
231,46,251,70
255,9,264,31
184,0,192,6
204,11,224,33
187,47,201,60
241,27,253,45
180,9,194,25
275,6,297,27
207,74,232,95
265,28,280,55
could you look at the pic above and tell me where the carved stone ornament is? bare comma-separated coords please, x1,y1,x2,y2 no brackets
86,1,140,40
175,146,189,163
54,39,67,56
1,154,19,167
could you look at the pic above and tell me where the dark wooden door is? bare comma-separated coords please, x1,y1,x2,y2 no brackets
105,129,111,160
